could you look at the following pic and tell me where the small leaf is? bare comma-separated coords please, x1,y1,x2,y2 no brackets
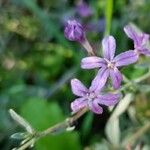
9,109,34,134
11,132,28,140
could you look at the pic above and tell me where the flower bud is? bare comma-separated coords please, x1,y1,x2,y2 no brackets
64,20,85,42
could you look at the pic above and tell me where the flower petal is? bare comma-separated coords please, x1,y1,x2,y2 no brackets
139,48,150,56
102,36,116,60
71,98,87,112
81,56,106,69
97,93,121,106
90,67,109,93
110,68,123,89
124,25,139,45
114,50,138,67
71,79,88,96
140,33,150,46
88,100,103,114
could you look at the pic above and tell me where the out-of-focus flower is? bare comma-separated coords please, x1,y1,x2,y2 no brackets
71,78,120,114
84,19,105,33
64,20,85,42
81,36,138,89
124,25,150,57
76,1,93,17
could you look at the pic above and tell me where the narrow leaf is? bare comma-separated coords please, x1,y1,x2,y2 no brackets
9,109,34,134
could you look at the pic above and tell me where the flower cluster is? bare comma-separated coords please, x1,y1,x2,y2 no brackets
64,20,150,114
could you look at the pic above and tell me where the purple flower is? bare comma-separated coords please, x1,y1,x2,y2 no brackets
64,20,85,42
76,1,93,17
124,25,150,57
81,36,138,89
71,78,120,114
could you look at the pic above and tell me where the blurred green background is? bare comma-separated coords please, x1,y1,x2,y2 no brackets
0,0,150,149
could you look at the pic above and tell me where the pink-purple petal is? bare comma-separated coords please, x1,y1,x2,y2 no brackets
110,68,123,89
81,56,106,69
124,25,139,45
88,100,103,114
71,78,88,96
96,93,120,106
71,98,87,112
90,67,109,93
139,33,149,46
114,50,138,67
139,48,150,56
102,36,116,60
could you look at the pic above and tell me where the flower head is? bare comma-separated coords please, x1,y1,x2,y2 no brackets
64,20,85,42
71,78,120,114
124,25,150,57
81,36,138,89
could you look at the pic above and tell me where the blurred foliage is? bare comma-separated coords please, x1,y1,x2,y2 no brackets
21,98,81,150
0,0,150,149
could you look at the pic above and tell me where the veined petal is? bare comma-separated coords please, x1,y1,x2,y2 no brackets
71,98,87,112
71,79,88,96
114,50,138,67
139,48,150,56
88,100,103,114
102,36,116,60
81,56,106,69
124,25,139,45
110,68,123,89
97,93,120,106
90,67,109,93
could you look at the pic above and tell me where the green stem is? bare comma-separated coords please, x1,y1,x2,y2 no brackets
120,69,150,91
104,0,113,36
16,139,34,150
37,107,88,138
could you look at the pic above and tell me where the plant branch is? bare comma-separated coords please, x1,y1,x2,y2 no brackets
120,68,150,91
36,107,88,138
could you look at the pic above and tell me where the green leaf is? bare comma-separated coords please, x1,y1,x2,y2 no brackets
9,109,34,134
11,132,28,140
20,98,81,150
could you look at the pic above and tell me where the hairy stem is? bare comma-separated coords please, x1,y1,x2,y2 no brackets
37,107,88,138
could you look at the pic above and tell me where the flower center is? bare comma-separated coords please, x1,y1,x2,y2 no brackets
86,92,96,101
104,58,115,69
134,49,140,55
107,62,115,69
